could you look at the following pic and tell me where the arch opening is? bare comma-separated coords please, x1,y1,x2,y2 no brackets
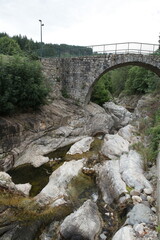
87,62,160,105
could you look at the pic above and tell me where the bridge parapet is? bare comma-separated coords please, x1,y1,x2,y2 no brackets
87,42,160,56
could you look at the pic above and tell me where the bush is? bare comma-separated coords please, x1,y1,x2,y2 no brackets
124,66,160,95
0,55,48,115
148,110,160,158
0,36,22,55
91,73,112,105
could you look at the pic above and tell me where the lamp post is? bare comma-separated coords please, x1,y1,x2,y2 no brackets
159,33,160,50
39,19,44,57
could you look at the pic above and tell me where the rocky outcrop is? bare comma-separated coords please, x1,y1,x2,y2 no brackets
85,102,114,134
59,200,102,240
0,101,115,170
133,94,159,120
103,101,132,129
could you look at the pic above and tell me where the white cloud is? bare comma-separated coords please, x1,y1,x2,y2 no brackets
0,0,159,45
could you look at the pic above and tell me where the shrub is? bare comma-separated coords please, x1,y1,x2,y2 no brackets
0,55,48,115
91,73,112,105
0,36,22,55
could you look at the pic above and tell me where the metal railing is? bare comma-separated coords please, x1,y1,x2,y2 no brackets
37,42,160,58
86,42,160,55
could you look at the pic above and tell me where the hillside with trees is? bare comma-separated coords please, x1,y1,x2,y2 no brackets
0,33,92,58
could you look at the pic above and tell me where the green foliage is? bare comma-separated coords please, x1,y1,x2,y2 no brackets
125,66,149,94
0,36,22,55
156,225,160,233
124,66,160,95
0,55,48,115
91,73,112,105
111,66,131,96
148,110,160,158
0,33,92,58
0,189,72,223
61,89,69,98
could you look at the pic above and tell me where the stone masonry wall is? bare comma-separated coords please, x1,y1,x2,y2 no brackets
42,54,160,104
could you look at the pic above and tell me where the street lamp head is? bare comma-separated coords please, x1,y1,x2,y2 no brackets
39,19,42,22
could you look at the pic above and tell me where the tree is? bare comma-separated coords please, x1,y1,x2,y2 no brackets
111,66,131,96
0,55,48,115
0,36,22,55
91,74,112,105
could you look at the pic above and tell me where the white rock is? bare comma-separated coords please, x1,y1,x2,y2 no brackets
101,134,129,159
133,223,145,236
120,150,153,192
86,102,114,134
95,160,127,204
35,159,86,206
147,196,154,204
103,101,132,128
132,195,142,204
15,183,32,196
50,198,68,207
60,200,102,240
0,171,13,187
100,233,107,240
119,194,130,204
112,226,136,240
118,124,140,144
67,137,94,155
126,203,154,225
151,207,156,213
144,188,153,195
14,135,84,168
0,172,32,196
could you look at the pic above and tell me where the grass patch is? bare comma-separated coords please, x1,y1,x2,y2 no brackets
0,189,72,223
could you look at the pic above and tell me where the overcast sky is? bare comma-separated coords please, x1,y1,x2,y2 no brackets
0,0,160,46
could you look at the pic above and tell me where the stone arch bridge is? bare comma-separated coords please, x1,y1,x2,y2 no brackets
42,43,160,105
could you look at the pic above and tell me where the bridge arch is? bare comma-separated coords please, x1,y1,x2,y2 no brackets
41,53,160,105
85,60,160,104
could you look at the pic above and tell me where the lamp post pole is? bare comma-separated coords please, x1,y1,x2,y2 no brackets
39,19,44,58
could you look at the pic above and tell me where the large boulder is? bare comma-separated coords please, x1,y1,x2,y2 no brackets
95,160,127,204
59,200,102,240
67,137,94,155
85,102,114,135
101,134,129,159
126,203,156,225
35,159,86,206
103,102,132,129
112,226,136,240
120,150,153,192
